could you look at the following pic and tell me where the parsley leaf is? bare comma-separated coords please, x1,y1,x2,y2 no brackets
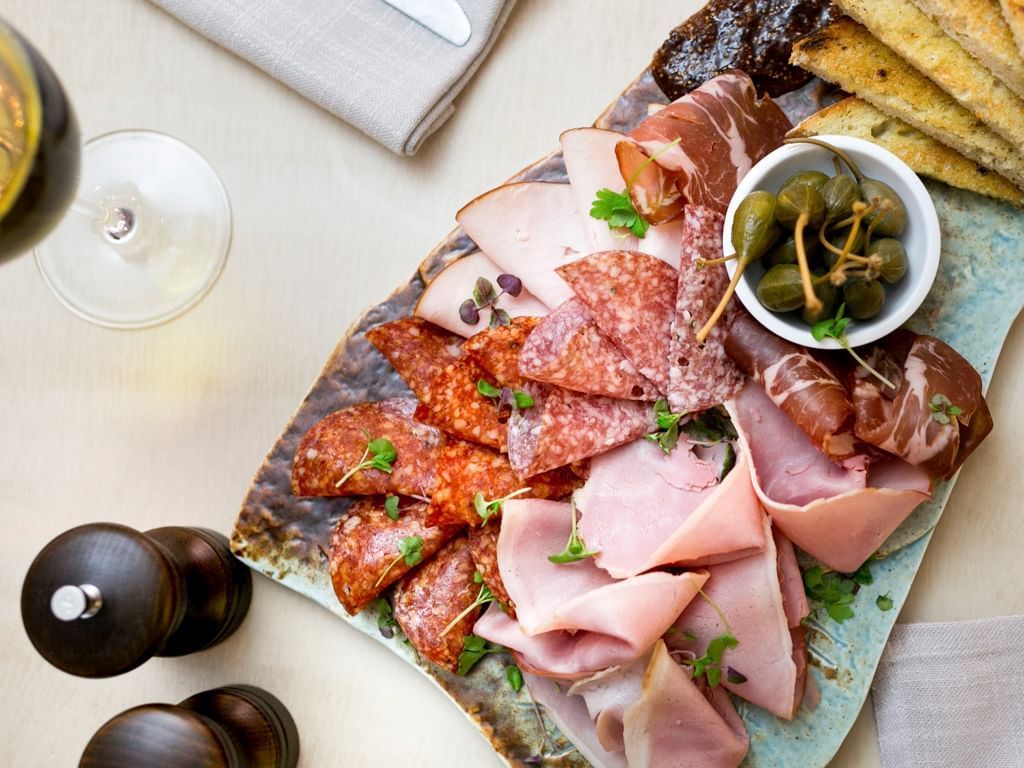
928,393,962,425
645,399,685,454
589,187,649,238
384,495,401,521
811,304,895,390
506,665,524,692
456,635,502,676
474,487,532,524
876,593,894,612
334,432,397,488
548,499,599,564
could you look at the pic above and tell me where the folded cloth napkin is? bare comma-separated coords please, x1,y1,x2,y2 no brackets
150,0,517,155
872,615,1024,768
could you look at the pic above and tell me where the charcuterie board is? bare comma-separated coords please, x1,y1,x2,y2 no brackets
230,67,1024,768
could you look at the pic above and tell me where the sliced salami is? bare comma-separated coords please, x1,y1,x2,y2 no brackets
292,398,440,497
462,316,540,388
519,298,659,401
366,317,463,399
507,383,656,477
414,361,507,450
328,498,460,615
426,438,583,528
668,206,743,412
556,251,677,395
392,535,480,672
467,523,515,616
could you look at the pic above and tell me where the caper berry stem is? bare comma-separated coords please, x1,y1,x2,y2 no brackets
696,264,745,344
793,212,823,314
828,201,876,232
842,339,896,390
783,137,865,182
696,253,739,267
862,216,881,258
827,202,870,280
626,137,682,192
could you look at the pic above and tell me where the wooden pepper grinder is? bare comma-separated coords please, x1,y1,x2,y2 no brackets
21,523,252,677
79,684,300,768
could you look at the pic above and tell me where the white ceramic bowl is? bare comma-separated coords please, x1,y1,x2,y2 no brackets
723,135,941,349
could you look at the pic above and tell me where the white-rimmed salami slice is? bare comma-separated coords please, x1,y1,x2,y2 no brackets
557,251,678,395
519,298,659,401
668,206,743,412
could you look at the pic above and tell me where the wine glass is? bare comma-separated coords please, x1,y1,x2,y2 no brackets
0,19,231,328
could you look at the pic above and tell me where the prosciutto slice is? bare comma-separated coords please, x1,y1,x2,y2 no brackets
473,499,706,677
576,438,765,578
667,515,806,720
630,70,791,214
726,311,855,458
455,181,588,308
622,641,749,768
728,381,931,572
852,332,993,479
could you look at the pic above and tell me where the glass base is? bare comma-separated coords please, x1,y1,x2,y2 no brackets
35,130,231,329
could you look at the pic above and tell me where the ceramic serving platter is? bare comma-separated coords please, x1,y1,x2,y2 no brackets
230,69,1024,767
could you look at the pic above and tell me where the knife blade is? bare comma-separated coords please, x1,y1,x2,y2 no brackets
380,0,472,47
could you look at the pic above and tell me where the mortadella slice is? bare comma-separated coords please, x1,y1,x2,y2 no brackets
292,398,441,497
669,206,744,412
557,251,678,394
728,380,931,572
506,383,655,477
518,298,659,401
630,70,791,214
622,640,749,768
456,182,589,309
576,438,765,578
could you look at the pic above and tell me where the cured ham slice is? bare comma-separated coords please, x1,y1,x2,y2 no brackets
576,438,765,578
615,139,686,225
455,182,589,308
462,317,539,388
728,381,931,572
568,654,649,753
667,515,806,720
506,383,654,477
725,311,855,459
474,499,706,677
622,641,749,768
558,251,678,394
518,298,659,401
669,206,744,412
414,251,548,337
630,70,791,214
852,332,993,479
292,398,440,497
328,498,460,615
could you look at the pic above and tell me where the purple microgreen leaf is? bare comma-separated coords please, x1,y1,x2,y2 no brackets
496,273,523,297
459,298,481,326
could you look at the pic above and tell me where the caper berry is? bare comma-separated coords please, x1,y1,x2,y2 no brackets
731,190,782,267
781,170,829,194
763,232,820,268
822,174,860,223
802,272,839,325
776,182,826,230
843,278,886,320
757,264,806,312
868,238,908,284
860,179,907,237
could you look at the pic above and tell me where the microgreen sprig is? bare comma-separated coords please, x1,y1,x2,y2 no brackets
374,535,424,589
876,593,894,612
440,577,496,639
474,486,533,524
928,393,962,425
506,664,524,692
477,379,535,422
811,303,896,390
803,561,872,623
645,399,685,454
548,499,599,564
384,495,401,521
335,431,397,488
372,597,400,639
457,635,503,676
683,589,741,688
459,274,522,329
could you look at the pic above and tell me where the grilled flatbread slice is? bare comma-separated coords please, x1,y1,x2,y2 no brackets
791,18,1024,190
836,0,1024,150
1000,0,1024,60
791,97,1024,206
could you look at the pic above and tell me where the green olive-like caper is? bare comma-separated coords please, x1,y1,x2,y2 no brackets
757,264,806,312
802,272,839,324
868,238,908,284
775,182,826,230
843,278,886,320
731,190,782,267
763,232,820,268
823,227,866,268
781,170,829,194
822,174,860,223
860,179,907,237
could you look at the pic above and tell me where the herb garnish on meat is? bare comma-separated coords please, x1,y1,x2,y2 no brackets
812,303,896,389
459,274,523,328
928,393,962,425
457,635,503,675
334,431,397,488
374,535,424,588
384,495,401,521
474,487,533,524
548,499,599,564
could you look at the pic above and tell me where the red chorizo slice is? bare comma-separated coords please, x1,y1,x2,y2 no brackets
462,317,540,389
506,383,656,477
414,360,507,450
519,297,659,400
426,438,584,527
467,524,515,616
668,206,743,412
328,498,461,615
366,317,464,401
556,250,678,395
392,536,480,672
292,398,440,497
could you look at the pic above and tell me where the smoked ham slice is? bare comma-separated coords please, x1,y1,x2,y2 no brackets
456,182,588,308
568,654,649,753
630,70,791,214
576,439,765,578
728,381,931,572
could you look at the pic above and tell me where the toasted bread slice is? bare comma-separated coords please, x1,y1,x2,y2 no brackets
791,97,1024,206
791,19,1024,189
1000,0,1024,59
836,0,1024,150
912,0,1024,100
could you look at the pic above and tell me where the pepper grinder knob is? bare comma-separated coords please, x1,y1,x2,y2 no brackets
79,685,300,768
21,522,252,678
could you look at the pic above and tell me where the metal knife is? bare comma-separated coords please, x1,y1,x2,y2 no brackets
380,0,472,47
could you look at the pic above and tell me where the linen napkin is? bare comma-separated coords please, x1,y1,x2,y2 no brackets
872,615,1024,768
150,0,517,155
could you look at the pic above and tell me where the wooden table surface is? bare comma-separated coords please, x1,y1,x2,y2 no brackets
2,1,1022,766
